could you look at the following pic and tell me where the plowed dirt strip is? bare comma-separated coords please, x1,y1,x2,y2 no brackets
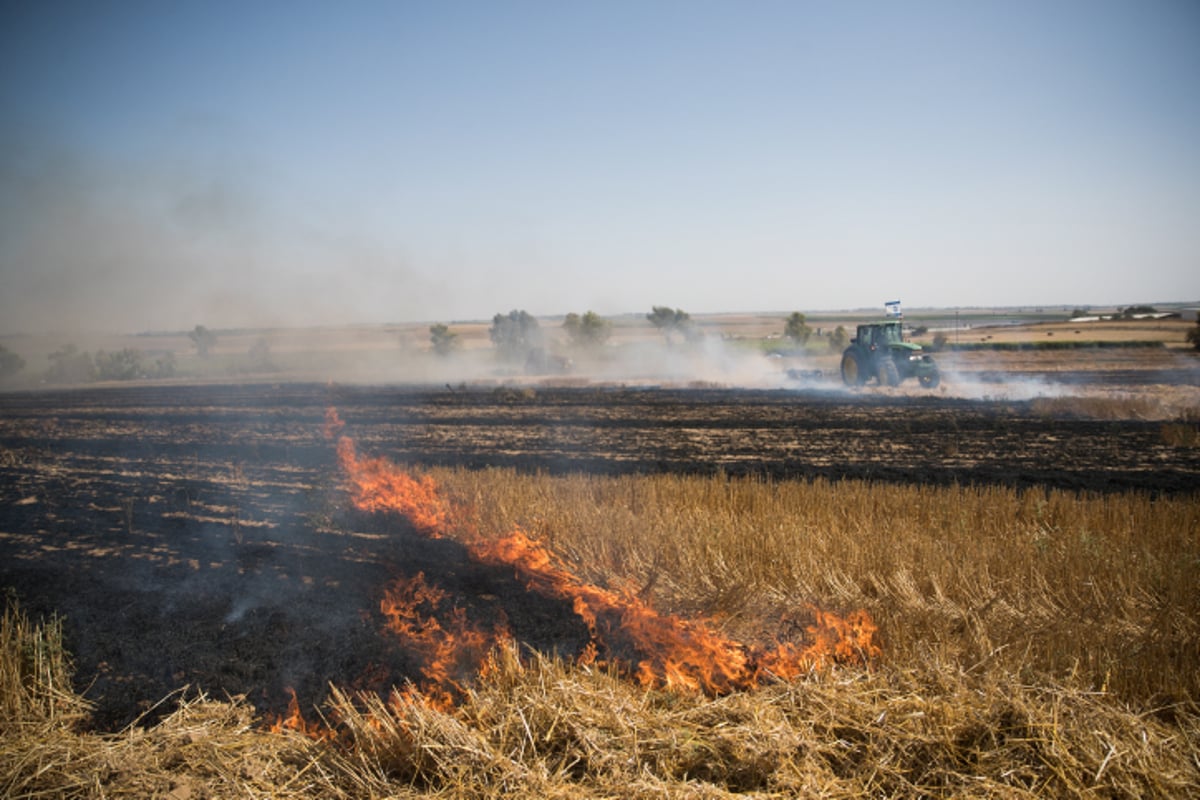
328,384,1196,492
2,383,1196,491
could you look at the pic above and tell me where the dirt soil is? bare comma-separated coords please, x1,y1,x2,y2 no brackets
1,381,1198,729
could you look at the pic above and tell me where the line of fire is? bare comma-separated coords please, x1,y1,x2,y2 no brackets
269,408,880,735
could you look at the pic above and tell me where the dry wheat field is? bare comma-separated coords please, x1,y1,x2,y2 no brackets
2,358,1199,797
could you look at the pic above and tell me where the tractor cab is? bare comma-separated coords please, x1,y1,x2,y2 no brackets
856,321,903,350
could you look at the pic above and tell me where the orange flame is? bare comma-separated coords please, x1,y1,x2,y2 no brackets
472,529,879,692
378,572,506,709
267,687,332,740
327,407,879,700
473,529,756,692
335,436,448,534
323,407,346,440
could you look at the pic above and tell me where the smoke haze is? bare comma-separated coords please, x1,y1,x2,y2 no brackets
0,135,448,334
2,3,1198,336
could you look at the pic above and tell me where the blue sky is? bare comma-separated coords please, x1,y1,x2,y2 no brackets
1,0,1197,333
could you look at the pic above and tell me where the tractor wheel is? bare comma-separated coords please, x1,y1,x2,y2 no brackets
841,351,866,386
878,359,900,387
919,370,941,389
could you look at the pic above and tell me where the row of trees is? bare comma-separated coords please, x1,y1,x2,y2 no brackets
43,345,178,384
9,313,854,381
783,312,849,351
429,308,857,357
430,309,615,361
38,337,277,384
0,323,217,385
26,324,273,385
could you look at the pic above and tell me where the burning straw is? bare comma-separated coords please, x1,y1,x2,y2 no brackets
3,595,1198,798
324,407,879,702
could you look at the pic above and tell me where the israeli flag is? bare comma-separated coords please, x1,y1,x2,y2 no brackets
885,300,902,318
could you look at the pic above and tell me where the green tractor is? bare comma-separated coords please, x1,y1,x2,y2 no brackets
841,320,940,388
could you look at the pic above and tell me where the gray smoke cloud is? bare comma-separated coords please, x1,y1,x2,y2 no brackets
0,133,441,336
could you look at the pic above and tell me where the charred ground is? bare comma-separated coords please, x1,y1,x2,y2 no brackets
1,381,1197,729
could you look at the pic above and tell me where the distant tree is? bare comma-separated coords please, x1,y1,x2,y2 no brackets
829,325,850,351
188,325,217,357
783,312,812,345
563,311,611,348
563,313,580,337
45,345,95,384
1186,320,1200,351
1120,305,1157,318
95,348,144,381
247,337,276,371
646,306,693,343
0,345,25,380
490,310,542,361
1070,307,1090,319
429,323,460,357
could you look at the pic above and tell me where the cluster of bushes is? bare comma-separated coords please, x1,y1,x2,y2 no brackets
20,326,282,386
1,342,180,385
765,318,849,355
43,345,177,384
0,345,25,382
431,309,615,365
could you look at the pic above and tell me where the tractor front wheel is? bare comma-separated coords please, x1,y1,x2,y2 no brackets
841,351,866,386
919,370,941,389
